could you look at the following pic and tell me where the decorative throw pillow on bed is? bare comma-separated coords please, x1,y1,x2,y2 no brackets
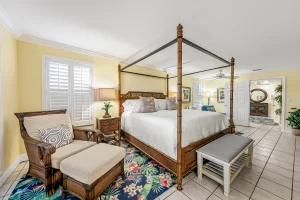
154,99,167,110
166,97,177,110
38,124,73,148
139,96,157,113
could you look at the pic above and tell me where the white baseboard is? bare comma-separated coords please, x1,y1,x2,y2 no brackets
19,154,28,162
0,153,28,187
284,128,293,134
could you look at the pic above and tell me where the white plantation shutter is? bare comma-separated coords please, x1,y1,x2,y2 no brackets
45,58,70,112
72,63,93,126
43,56,94,126
193,82,203,109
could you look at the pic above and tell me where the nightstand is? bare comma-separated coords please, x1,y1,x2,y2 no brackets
96,116,121,146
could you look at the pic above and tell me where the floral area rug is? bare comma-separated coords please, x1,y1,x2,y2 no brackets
8,141,177,200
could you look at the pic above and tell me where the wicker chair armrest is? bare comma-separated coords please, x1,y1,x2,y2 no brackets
36,142,56,156
73,126,102,143
22,135,56,155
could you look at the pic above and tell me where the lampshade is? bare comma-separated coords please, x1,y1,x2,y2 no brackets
94,88,116,101
206,91,212,98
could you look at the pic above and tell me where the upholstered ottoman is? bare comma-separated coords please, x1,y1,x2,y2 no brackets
60,143,126,200
196,134,254,196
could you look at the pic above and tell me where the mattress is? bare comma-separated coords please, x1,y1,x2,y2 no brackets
121,110,229,159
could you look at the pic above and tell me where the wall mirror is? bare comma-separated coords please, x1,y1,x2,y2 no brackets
250,88,268,103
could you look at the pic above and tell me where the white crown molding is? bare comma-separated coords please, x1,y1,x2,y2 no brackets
19,35,124,62
0,7,22,39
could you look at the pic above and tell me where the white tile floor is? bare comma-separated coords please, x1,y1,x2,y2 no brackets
0,161,28,200
155,123,300,200
1,123,300,200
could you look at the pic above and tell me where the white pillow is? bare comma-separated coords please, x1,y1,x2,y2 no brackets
122,100,141,112
154,99,167,110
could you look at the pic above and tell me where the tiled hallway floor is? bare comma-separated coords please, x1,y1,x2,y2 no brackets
1,124,300,200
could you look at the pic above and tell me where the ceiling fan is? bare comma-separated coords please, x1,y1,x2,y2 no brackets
205,70,239,80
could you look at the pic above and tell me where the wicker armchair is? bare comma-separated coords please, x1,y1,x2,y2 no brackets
15,109,101,197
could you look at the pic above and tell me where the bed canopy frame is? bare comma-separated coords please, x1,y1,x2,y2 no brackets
118,24,235,190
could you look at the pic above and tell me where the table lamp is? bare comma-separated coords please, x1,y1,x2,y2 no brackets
206,91,212,105
95,88,116,118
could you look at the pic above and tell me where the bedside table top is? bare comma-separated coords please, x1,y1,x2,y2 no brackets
96,116,120,120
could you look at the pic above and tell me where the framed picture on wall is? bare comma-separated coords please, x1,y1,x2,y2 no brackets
182,87,191,102
217,88,225,103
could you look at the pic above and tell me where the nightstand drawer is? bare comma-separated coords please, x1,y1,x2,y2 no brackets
97,117,120,133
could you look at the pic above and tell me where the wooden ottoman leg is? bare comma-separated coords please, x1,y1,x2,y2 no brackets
121,159,125,179
223,164,230,196
197,153,203,179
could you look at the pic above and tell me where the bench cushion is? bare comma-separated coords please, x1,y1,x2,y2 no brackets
60,143,126,185
197,134,253,163
51,140,96,169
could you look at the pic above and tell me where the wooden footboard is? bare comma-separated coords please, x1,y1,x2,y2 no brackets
121,127,231,177
182,127,231,175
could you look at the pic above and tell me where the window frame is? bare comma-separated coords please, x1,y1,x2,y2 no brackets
42,55,94,126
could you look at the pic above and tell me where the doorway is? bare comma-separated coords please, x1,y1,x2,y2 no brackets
249,77,285,132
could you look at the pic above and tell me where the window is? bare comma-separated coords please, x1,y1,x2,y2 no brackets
193,82,203,109
42,55,94,126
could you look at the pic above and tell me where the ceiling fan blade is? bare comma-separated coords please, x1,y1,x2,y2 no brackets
203,77,217,80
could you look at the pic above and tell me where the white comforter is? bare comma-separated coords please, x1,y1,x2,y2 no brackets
121,110,229,159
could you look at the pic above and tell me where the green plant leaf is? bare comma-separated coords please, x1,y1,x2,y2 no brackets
286,108,300,129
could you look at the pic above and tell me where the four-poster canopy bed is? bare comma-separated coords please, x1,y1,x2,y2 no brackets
118,24,236,190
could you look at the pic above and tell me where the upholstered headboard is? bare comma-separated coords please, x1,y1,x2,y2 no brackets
119,91,166,116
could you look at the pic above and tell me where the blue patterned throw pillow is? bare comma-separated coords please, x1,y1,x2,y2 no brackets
39,124,73,148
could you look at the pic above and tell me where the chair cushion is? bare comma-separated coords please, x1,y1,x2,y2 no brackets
201,105,216,112
51,140,96,169
197,134,253,163
39,124,73,149
24,114,73,141
60,143,126,184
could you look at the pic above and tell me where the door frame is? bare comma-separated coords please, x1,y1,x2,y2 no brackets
249,76,286,132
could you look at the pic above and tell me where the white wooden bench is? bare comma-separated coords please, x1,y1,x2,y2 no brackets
196,134,254,196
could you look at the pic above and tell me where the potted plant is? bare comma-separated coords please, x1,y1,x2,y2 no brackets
102,102,113,118
286,108,300,136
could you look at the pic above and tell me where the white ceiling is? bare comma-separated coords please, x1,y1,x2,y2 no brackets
1,0,300,79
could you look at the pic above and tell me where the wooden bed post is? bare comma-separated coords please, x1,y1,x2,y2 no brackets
230,57,236,133
166,74,169,97
118,64,121,117
177,24,183,190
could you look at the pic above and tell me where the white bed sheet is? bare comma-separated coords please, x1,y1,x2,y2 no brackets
121,110,229,159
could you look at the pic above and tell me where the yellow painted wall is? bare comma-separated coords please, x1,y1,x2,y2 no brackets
0,25,19,170
201,79,228,112
201,68,300,128
169,75,198,108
